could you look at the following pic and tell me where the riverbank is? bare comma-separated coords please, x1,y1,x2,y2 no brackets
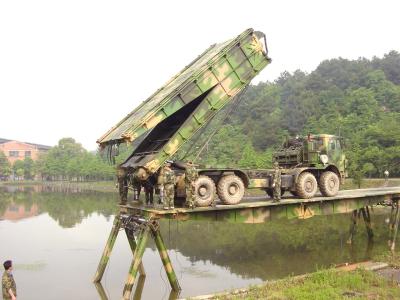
193,259,400,300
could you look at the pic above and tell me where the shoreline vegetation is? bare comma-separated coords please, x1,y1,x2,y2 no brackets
195,261,400,300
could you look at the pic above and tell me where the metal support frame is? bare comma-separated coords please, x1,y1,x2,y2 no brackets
390,200,400,252
94,213,181,300
347,209,360,244
347,206,375,244
361,207,374,239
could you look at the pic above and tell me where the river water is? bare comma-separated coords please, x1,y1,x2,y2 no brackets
0,186,393,299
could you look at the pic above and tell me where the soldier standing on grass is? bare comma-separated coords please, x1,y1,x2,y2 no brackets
272,162,281,202
185,161,198,209
162,162,176,210
2,260,16,300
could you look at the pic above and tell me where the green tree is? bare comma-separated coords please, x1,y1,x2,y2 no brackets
0,151,11,179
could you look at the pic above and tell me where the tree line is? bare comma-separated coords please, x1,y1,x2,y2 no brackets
1,51,399,181
0,138,117,181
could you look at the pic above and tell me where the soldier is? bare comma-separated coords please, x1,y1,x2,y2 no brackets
272,162,281,202
384,170,390,187
2,260,16,300
157,166,165,205
143,177,154,206
162,162,176,210
117,167,128,205
131,175,142,202
185,161,198,208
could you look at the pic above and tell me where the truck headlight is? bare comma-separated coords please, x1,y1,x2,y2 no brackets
320,154,329,164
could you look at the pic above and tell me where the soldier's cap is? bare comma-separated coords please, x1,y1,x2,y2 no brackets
3,260,12,270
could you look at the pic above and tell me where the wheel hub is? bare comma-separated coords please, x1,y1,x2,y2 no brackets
199,186,207,196
228,184,238,195
305,180,314,192
328,179,336,189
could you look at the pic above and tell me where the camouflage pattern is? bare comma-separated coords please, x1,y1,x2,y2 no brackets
2,271,16,300
125,187,400,224
185,164,198,207
273,163,281,201
122,219,180,299
97,29,271,181
274,134,347,181
123,226,150,299
153,226,180,291
94,215,122,282
162,165,176,209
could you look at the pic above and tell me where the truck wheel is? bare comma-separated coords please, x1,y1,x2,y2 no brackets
319,171,340,197
217,175,245,205
296,172,318,199
194,176,216,207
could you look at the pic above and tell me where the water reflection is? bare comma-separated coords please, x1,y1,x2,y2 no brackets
0,186,394,299
0,185,117,227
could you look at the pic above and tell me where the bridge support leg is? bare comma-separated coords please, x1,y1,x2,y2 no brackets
153,225,181,292
125,228,146,276
361,207,374,239
390,201,400,252
94,215,122,282
122,226,151,300
347,209,359,244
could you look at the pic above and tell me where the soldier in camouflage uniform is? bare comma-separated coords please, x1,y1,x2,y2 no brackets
2,260,16,300
185,161,198,208
272,162,281,202
162,162,176,210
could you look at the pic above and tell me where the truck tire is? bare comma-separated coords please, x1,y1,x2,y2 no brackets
295,172,318,199
217,175,245,205
194,176,216,207
319,171,340,197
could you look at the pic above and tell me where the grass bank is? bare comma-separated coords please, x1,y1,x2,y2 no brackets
204,267,400,300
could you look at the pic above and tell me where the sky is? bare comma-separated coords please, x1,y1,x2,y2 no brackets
1,0,399,150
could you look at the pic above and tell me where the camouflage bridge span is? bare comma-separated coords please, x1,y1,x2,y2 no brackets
121,187,400,223
95,187,400,299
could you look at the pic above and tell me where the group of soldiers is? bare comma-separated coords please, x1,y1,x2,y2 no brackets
130,161,198,210
124,160,282,209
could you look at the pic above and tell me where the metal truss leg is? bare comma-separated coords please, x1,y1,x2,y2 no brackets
94,215,122,282
153,225,181,292
347,209,359,244
94,282,108,300
122,226,151,300
132,275,146,300
361,207,374,239
390,201,400,252
125,228,146,276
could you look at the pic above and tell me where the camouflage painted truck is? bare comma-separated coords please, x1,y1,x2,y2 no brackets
97,28,346,207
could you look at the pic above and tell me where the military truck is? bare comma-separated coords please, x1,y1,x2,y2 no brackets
97,28,346,207
183,134,346,207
